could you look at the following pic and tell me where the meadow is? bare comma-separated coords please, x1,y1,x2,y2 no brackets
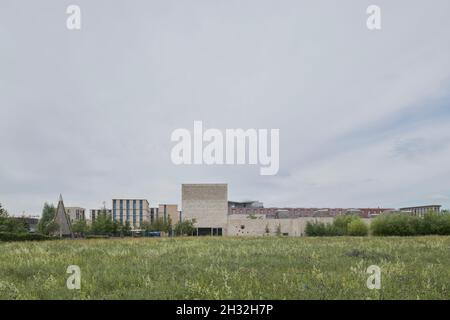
0,236,449,299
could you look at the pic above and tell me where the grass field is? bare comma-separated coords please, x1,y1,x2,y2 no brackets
0,236,449,299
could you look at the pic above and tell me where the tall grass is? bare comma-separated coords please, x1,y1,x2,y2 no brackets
0,236,449,299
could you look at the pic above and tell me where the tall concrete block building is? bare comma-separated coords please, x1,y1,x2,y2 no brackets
182,184,228,236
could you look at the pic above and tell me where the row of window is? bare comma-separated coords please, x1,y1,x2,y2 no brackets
113,199,145,222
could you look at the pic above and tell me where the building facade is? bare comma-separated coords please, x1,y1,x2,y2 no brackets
66,207,86,223
158,204,181,224
182,184,228,236
400,205,441,216
112,199,150,229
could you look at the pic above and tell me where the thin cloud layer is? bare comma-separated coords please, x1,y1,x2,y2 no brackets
1,0,450,214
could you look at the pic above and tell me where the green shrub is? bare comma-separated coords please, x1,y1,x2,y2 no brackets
0,232,52,242
333,215,360,235
306,215,367,237
371,214,422,236
305,220,340,236
347,219,369,236
420,213,450,235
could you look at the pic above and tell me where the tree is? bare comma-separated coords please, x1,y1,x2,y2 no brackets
90,209,115,235
174,219,196,236
143,217,170,233
0,203,8,217
119,221,132,236
0,203,27,233
37,203,56,235
72,219,89,236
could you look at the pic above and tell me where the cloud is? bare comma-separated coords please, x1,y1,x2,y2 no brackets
1,0,450,214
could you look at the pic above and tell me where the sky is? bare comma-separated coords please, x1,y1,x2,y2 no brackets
1,0,450,216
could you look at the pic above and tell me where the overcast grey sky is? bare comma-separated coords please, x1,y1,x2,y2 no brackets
1,0,450,215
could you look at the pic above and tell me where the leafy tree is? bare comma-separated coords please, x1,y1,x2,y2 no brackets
90,210,115,235
119,221,132,236
174,219,196,236
0,203,8,217
143,217,171,233
72,219,89,236
0,203,27,233
37,203,56,235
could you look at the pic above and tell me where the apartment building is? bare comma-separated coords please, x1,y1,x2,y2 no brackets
112,199,150,229
66,207,86,223
400,205,441,216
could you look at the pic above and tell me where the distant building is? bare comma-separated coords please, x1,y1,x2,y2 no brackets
66,207,86,223
51,195,73,238
150,207,159,223
228,201,263,208
90,209,112,222
400,205,441,216
12,216,39,232
158,204,180,224
112,199,150,229
228,207,393,219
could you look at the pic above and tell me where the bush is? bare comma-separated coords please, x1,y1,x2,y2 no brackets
333,215,360,235
305,220,340,236
347,219,369,236
420,213,450,235
0,232,52,242
306,215,367,237
371,214,422,236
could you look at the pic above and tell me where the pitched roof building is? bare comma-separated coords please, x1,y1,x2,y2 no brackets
52,195,73,238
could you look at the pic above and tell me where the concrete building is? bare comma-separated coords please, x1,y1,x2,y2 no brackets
112,199,150,229
158,204,181,224
227,214,372,237
400,205,441,216
181,183,398,236
228,207,393,219
182,184,228,236
90,208,112,222
66,207,86,223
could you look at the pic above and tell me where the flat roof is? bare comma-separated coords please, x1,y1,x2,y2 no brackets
400,205,441,209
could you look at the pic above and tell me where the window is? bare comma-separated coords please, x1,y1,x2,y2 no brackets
139,200,143,224
133,200,137,225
